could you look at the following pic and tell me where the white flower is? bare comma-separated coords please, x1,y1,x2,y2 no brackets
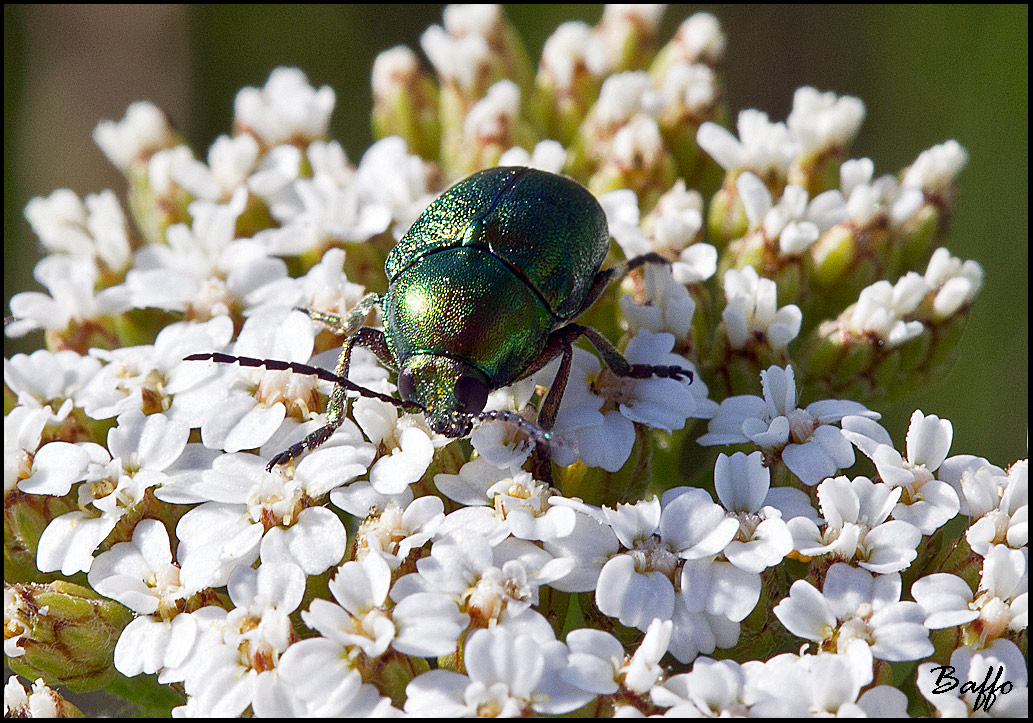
913,545,1026,642
670,13,726,65
125,189,287,316
4,349,101,422
353,399,436,496
89,519,187,614
652,658,753,715
254,168,391,256
657,61,717,114
274,642,396,717
89,520,190,677
539,21,607,91
434,458,576,542
721,266,802,350
786,87,865,157
610,114,665,169
190,311,318,454
562,618,672,698
77,316,234,423
4,406,52,494
594,72,657,127
697,110,797,178
774,563,933,661
651,181,705,239
902,139,968,195
93,101,176,173
6,255,130,338
846,275,928,346
591,492,739,632
542,502,622,593
244,247,368,323
698,365,877,486
170,133,260,202
620,262,697,343
234,67,335,146
35,410,190,575
838,157,924,228
174,443,368,588
736,172,845,256
621,618,673,694
747,644,887,717
24,188,132,272
600,188,651,258
177,562,306,717
404,626,593,716
302,552,396,658
3,677,67,718
713,452,794,573
862,410,961,534
544,332,707,472
923,247,984,319
463,79,520,143
392,530,570,636
963,460,1028,555
498,139,567,173
420,23,491,93
788,475,922,573
353,136,436,235
371,44,420,98
349,496,443,563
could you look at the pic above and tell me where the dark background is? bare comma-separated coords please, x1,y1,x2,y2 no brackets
5,5,1027,468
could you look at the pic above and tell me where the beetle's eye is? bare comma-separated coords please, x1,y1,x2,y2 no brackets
453,375,489,415
397,369,417,402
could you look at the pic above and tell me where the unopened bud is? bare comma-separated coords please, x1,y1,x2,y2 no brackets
5,581,132,692
372,46,441,161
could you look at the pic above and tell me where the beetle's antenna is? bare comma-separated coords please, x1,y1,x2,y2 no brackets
473,409,575,451
184,352,423,412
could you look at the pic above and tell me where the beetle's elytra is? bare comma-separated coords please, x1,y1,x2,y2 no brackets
187,166,691,470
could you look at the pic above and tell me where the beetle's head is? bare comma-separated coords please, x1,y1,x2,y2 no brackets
396,354,490,438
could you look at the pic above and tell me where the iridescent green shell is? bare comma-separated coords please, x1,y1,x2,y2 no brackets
383,166,609,386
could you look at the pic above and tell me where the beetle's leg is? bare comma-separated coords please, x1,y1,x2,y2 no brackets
576,253,670,316
621,252,671,276
571,323,693,382
527,325,586,431
578,266,618,314
266,326,398,471
279,294,389,468
299,292,381,337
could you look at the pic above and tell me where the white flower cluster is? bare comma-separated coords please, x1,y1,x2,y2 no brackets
846,247,984,346
3,5,1024,719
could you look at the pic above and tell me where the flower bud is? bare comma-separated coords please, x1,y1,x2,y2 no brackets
786,88,865,196
531,22,607,145
799,251,980,406
5,581,132,692
588,114,677,211
653,61,727,191
452,81,537,177
593,4,666,72
650,12,727,78
371,46,441,161
4,488,77,584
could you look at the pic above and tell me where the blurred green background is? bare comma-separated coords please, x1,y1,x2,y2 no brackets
5,5,1028,471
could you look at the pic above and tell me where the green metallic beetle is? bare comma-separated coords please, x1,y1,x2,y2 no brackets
188,166,691,469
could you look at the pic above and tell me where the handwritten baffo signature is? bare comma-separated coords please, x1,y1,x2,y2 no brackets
925,663,1016,713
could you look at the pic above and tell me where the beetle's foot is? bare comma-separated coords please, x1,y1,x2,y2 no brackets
624,363,694,383
265,424,337,472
